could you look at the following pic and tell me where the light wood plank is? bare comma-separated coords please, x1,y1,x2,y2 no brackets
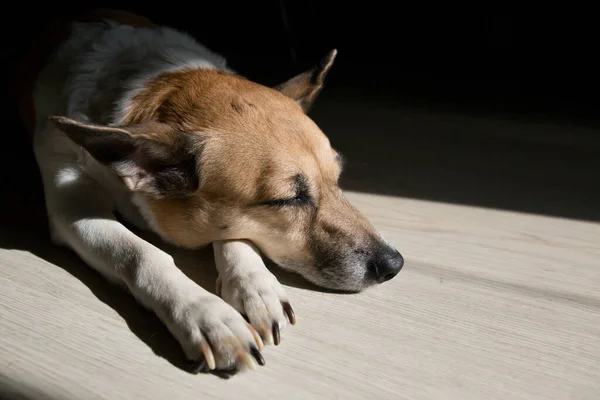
2,191,599,400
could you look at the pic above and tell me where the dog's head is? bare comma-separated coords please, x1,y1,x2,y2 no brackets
51,50,404,292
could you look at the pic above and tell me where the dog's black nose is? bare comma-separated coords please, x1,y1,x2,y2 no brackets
368,246,404,283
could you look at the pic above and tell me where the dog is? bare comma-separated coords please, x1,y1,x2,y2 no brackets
15,9,404,372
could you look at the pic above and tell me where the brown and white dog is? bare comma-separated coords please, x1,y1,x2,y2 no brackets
16,9,404,372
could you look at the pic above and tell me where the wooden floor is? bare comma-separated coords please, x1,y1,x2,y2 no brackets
1,95,599,400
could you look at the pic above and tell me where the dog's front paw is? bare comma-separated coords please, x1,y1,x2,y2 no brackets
166,294,265,372
216,272,296,346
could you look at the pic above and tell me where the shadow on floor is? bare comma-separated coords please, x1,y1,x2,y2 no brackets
0,187,321,376
0,128,319,375
0,192,196,374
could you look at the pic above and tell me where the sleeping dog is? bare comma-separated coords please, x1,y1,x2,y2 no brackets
15,9,404,372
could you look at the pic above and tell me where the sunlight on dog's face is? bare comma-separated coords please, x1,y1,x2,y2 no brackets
52,51,404,292
193,107,396,292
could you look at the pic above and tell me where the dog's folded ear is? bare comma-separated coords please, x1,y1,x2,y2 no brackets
275,49,337,112
49,116,200,199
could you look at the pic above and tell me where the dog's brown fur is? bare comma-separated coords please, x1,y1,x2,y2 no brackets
54,61,383,287
30,9,402,291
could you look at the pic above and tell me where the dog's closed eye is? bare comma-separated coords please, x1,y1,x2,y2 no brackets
258,174,313,208
260,192,311,208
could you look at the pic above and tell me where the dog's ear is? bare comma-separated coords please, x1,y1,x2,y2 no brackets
275,49,337,112
50,116,200,198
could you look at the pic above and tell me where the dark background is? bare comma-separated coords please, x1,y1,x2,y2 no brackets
5,4,600,120
2,3,599,223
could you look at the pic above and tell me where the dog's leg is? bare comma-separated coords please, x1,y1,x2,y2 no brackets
42,168,264,371
213,240,296,346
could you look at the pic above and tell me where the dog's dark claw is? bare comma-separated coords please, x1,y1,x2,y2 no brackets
282,301,296,325
185,359,206,374
272,322,281,346
250,346,265,366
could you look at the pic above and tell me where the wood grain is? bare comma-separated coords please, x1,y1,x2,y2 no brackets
1,190,599,400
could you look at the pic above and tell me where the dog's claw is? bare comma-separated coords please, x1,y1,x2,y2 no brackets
272,322,281,346
239,350,259,371
250,346,266,366
185,359,206,374
248,323,264,350
282,301,296,325
200,340,216,370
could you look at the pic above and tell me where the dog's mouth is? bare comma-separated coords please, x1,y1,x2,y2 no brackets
258,255,365,294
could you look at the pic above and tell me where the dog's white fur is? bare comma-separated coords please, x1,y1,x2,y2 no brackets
32,19,285,371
